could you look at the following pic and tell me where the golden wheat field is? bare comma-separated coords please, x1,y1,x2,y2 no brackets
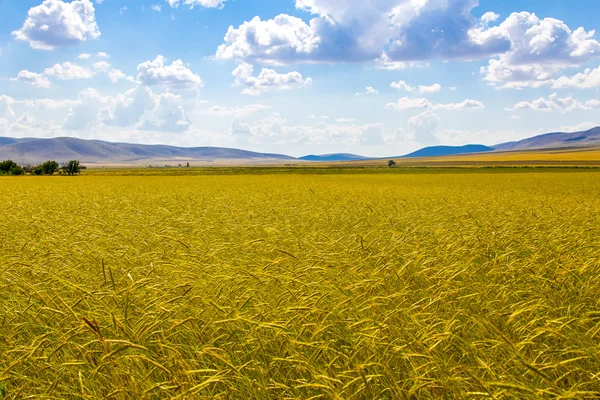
1,170,600,399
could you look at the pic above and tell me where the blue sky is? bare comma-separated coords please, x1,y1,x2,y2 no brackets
1,0,600,156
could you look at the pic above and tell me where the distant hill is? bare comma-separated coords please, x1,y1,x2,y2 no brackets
300,153,369,162
494,126,600,151
0,136,295,164
400,144,494,158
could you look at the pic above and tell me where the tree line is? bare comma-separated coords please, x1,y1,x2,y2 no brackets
0,160,85,176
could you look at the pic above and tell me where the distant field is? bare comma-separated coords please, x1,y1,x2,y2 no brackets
1,170,600,398
322,146,600,167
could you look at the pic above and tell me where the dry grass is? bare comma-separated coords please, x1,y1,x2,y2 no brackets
315,147,600,167
1,171,600,399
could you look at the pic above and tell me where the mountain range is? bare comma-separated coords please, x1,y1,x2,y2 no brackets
1,126,599,165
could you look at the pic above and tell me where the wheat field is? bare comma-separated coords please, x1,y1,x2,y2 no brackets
1,170,600,399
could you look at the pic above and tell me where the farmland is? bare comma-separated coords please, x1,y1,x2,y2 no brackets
1,169,600,399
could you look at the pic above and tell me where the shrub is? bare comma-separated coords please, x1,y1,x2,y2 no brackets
388,160,396,167
33,166,44,175
10,166,25,176
42,160,60,175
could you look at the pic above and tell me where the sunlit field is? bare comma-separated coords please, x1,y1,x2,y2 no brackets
1,169,600,399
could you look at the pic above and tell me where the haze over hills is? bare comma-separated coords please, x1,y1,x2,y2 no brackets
1,126,599,165
0,137,295,165
494,127,600,151
299,154,368,162
399,144,494,158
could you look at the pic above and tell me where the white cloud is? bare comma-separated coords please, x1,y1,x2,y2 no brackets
480,12,500,25
434,99,485,110
335,117,355,123
93,61,111,73
508,93,600,113
385,97,484,111
552,65,600,89
62,85,193,133
510,115,520,120
108,69,128,83
406,110,440,143
559,121,600,133
232,115,385,145
16,112,37,127
78,53,91,59
418,83,441,94
232,63,312,95
167,0,227,9
12,0,100,50
390,80,413,91
201,104,271,117
216,0,511,65
137,55,203,88
11,70,53,88
375,54,407,70
151,4,162,12
355,87,379,96
137,92,191,133
44,62,95,80
479,12,600,88
0,96,17,118
63,88,112,130
215,15,320,64
97,52,109,58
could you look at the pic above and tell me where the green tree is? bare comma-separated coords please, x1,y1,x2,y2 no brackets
0,160,17,173
10,166,24,176
42,160,60,175
33,165,44,175
62,160,82,176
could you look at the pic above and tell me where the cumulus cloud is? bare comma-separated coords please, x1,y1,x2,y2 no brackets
385,97,484,111
11,70,53,88
559,121,600,133
44,62,95,80
63,88,112,130
137,93,191,133
167,0,227,8
93,61,111,73
12,0,100,50
375,54,407,70
232,63,312,95
418,83,441,93
507,93,600,113
407,110,440,143
355,87,379,96
0,96,17,118
136,55,202,88
479,12,600,88
78,53,91,59
552,66,600,89
61,85,194,133
151,4,162,12
232,114,385,145
108,69,129,83
201,104,271,117
215,0,510,64
215,15,321,64
390,80,413,91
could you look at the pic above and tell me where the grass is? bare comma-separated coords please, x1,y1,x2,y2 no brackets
321,146,600,167
1,169,600,398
